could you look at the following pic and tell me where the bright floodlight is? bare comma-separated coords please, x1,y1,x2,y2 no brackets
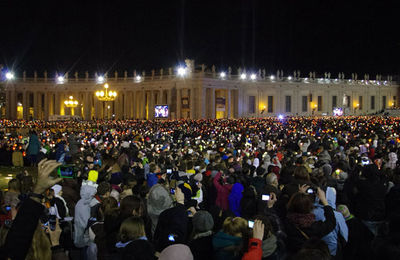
270,75,275,80
288,76,292,80
220,72,226,78
135,75,142,81
177,67,187,77
278,115,284,120
5,72,14,80
57,76,65,84
240,73,247,80
250,74,256,80
97,75,105,83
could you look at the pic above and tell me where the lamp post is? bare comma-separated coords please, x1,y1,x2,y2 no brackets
95,83,117,119
311,102,317,115
64,96,78,116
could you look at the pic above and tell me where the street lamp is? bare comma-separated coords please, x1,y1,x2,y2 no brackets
95,83,117,119
64,96,79,116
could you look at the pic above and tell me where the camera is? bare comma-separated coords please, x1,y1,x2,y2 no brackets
262,194,270,201
168,234,176,242
306,187,315,194
248,220,254,228
170,188,175,195
167,169,172,174
48,215,57,231
57,165,76,178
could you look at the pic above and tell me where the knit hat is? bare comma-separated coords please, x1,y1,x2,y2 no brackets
52,184,62,195
192,210,214,232
337,204,354,221
159,244,193,260
178,183,192,201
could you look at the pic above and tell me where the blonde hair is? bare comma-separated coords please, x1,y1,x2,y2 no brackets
26,223,52,260
119,216,146,243
222,217,247,237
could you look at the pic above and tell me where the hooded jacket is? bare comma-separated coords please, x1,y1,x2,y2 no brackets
26,133,40,156
147,184,173,235
313,187,348,256
228,183,244,216
74,182,97,248
213,172,233,211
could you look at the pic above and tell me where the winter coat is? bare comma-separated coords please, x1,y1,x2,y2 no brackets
147,184,173,235
313,187,348,256
354,165,386,221
26,133,40,156
213,172,233,211
116,239,155,260
188,232,214,260
153,203,189,252
74,182,97,248
229,183,244,216
212,231,243,260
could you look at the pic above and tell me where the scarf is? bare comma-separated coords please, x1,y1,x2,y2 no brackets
262,234,277,258
287,212,315,228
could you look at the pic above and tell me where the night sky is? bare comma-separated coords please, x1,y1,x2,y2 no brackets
0,0,399,77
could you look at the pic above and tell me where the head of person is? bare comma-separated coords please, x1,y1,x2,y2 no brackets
120,195,146,218
119,216,146,243
97,181,111,198
287,192,314,214
253,215,274,241
7,179,20,193
294,166,310,182
192,211,214,235
265,173,278,187
222,217,247,238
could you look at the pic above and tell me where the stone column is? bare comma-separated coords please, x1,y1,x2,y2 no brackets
149,91,155,119
55,92,60,115
33,91,39,119
199,87,206,119
44,92,49,120
227,89,231,118
176,88,181,119
84,92,91,120
211,88,216,119
22,91,29,120
10,90,17,120
190,88,195,119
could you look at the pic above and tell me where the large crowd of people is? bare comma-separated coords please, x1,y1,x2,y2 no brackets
1,116,400,260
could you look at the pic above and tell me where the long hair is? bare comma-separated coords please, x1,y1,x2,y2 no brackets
25,223,52,260
119,216,145,243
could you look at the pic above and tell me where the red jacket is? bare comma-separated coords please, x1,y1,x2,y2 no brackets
213,172,232,211
242,238,262,260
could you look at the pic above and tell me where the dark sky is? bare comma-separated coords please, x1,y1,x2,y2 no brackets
0,0,399,77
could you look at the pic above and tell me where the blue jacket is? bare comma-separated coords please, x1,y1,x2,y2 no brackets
313,187,348,256
228,183,244,216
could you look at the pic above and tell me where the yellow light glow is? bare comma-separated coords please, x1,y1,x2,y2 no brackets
104,83,109,89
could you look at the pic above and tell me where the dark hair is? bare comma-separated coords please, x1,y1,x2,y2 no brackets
120,195,146,219
97,181,111,196
294,166,310,181
253,215,274,240
8,179,20,192
287,192,314,214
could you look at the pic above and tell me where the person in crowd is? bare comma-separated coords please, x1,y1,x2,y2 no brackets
147,184,173,235
212,216,247,260
115,216,155,260
285,187,336,254
354,164,387,236
26,130,40,166
188,210,214,260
